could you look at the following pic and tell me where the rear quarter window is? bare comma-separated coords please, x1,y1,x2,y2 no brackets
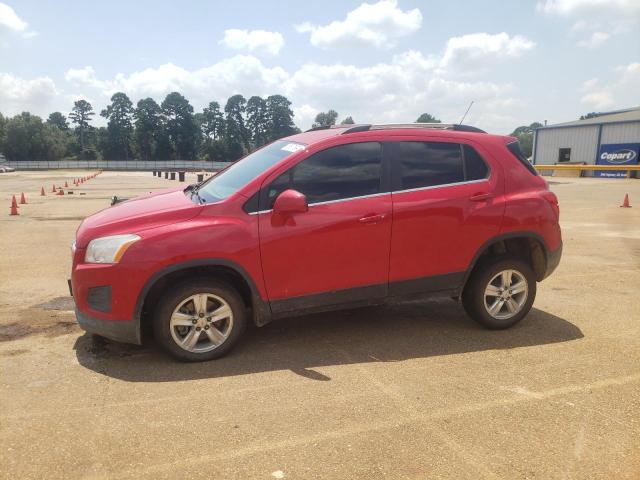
507,141,538,175
463,145,489,181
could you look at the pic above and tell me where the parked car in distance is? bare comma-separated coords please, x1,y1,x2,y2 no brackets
70,123,562,361
0,165,15,173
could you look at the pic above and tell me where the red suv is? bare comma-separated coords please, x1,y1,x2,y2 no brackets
71,123,562,361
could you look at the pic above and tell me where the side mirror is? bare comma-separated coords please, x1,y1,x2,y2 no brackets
273,189,308,215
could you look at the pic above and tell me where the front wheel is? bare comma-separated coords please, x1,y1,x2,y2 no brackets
462,257,536,329
153,279,247,361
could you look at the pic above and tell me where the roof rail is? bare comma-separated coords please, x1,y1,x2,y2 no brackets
341,125,372,134
305,124,366,132
340,123,487,134
304,125,333,132
452,124,486,133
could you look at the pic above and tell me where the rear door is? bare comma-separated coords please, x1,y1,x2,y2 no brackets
258,141,392,313
388,138,504,295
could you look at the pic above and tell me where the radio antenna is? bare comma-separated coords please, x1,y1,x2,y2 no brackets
459,101,474,125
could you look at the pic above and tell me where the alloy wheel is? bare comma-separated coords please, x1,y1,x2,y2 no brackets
483,269,528,320
169,293,234,353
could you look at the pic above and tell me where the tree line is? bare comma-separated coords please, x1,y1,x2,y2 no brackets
0,92,304,162
3,92,554,162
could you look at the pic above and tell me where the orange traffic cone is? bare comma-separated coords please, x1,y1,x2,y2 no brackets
64,181,68,188
19,192,26,204
40,186,46,196
620,194,631,208
57,188,64,196
10,195,18,215
51,184,56,193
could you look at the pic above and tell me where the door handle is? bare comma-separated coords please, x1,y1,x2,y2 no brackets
469,192,494,202
359,214,385,224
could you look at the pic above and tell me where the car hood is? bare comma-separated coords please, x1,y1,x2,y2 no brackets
75,187,202,248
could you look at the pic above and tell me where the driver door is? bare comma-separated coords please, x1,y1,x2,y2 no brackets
258,141,392,315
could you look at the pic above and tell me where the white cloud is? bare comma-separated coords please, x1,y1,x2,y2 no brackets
61,47,524,133
220,29,284,56
616,62,640,84
580,62,640,109
0,2,26,31
580,91,614,108
293,104,320,127
439,33,535,73
65,66,110,90
580,78,599,91
66,56,289,108
539,0,638,45
0,2,36,37
537,0,640,15
283,50,519,130
296,0,422,49
0,73,57,116
577,31,609,48
48,26,539,134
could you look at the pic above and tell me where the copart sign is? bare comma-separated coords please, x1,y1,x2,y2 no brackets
595,143,640,178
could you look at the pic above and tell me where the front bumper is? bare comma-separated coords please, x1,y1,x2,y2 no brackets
75,309,142,345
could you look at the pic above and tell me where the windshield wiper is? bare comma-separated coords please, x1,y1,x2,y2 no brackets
191,186,205,204
185,183,206,204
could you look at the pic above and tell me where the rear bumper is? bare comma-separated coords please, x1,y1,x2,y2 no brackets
544,242,562,279
75,309,141,345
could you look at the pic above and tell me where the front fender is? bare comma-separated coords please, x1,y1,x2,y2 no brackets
124,213,269,326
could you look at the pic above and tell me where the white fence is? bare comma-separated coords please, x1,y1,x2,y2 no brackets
2,160,231,171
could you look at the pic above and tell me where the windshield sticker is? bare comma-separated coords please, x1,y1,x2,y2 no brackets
281,143,306,153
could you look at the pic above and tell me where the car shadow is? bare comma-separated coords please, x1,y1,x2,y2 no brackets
73,299,583,383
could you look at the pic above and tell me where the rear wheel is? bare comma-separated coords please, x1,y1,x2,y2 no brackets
153,279,247,361
462,257,536,329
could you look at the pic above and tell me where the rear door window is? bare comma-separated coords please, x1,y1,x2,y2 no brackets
394,142,464,190
264,142,383,208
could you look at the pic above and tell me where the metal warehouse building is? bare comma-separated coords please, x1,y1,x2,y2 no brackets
532,107,640,177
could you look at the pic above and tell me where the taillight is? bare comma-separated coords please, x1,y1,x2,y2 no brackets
541,191,560,221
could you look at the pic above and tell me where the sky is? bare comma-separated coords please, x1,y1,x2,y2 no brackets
0,0,639,134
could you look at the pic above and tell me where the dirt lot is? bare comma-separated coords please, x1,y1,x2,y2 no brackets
0,170,639,479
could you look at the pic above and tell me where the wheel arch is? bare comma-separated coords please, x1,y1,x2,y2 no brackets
135,259,272,341
462,232,549,290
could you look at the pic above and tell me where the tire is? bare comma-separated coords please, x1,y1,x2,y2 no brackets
153,279,247,362
462,257,536,329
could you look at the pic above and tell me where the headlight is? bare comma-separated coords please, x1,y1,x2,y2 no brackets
85,234,140,264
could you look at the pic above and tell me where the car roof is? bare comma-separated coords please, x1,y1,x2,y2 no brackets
284,123,507,146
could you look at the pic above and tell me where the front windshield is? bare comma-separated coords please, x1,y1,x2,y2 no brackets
196,140,306,203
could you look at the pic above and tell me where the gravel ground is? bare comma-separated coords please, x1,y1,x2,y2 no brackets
0,171,639,479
